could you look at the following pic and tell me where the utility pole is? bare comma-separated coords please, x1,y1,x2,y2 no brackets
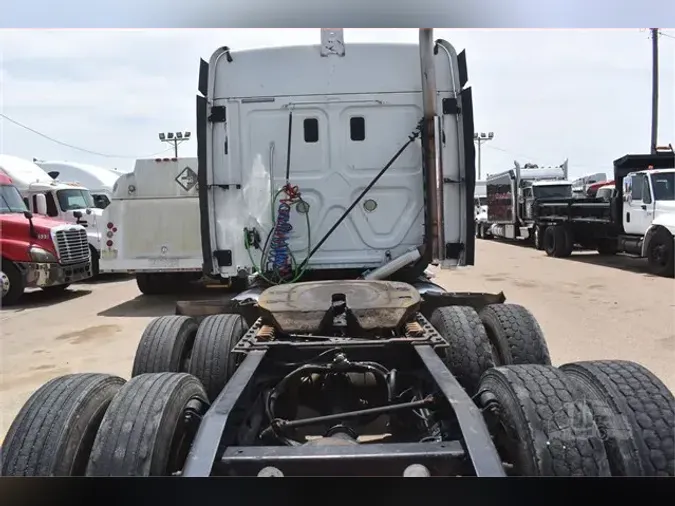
159,131,191,157
473,132,494,180
650,28,659,153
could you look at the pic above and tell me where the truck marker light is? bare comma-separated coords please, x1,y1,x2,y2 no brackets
106,240,113,247
107,222,114,229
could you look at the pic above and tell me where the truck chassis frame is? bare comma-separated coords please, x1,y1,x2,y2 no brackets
2,277,673,478
178,279,507,477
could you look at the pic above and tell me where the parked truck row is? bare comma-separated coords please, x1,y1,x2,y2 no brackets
475,150,675,277
0,155,115,277
1,152,212,304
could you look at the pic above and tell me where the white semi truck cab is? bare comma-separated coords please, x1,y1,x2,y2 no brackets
198,30,476,283
0,155,104,275
35,160,121,210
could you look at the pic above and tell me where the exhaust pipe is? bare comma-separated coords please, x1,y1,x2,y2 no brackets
363,246,424,280
419,29,443,263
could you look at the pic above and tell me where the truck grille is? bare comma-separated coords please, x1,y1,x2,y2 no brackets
54,228,90,264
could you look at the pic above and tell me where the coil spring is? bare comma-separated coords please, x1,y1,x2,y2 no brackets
269,185,301,278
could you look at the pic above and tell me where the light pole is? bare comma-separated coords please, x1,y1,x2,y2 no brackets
473,132,494,180
159,131,191,158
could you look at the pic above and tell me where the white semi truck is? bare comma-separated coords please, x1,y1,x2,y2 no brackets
99,157,204,294
4,30,672,479
571,171,608,198
198,36,475,282
478,160,572,247
0,155,104,275
35,160,121,210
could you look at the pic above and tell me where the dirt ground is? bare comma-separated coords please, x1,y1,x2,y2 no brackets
1,239,673,441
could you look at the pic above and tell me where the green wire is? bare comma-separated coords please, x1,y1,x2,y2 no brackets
243,186,312,286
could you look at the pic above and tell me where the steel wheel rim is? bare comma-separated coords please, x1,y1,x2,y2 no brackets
651,242,669,267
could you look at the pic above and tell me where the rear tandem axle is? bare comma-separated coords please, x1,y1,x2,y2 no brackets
1,279,673,478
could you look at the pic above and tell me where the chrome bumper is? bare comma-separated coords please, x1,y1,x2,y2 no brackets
20,260,93,288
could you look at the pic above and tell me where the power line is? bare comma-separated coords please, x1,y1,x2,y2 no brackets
483,143,602,172
0,113,172,159
484,143,553,164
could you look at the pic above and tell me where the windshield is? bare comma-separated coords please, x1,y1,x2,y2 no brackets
533,185,573,199
0,184,29,214
56,188,95,211
652,173,674,201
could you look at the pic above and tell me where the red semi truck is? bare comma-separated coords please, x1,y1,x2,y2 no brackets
0,173,93,305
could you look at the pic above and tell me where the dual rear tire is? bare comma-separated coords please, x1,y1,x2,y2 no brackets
430,303,551,396
1,372,209,476
560,360,674,476
132,314,248,401
429,303,672,476
543,225,573,258
475,361,673,476
1,312,249,477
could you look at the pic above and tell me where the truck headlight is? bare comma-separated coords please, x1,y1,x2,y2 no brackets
29,247,58,263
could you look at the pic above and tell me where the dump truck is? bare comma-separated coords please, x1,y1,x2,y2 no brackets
534,151,675,277
2,30,672,478
478,160,573,247
35,160,122,210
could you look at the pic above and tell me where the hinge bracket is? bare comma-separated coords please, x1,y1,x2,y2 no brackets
208,106,226,123
442,98,460,115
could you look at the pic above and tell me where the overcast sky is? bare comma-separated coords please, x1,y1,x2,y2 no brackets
0,29,673,178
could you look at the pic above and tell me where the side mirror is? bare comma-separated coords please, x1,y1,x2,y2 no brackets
35,194,48,215
73,210,83,219
23,210,33,220
86,208,92,215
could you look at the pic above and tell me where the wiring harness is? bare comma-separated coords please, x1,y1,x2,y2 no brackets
244,182,311,285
